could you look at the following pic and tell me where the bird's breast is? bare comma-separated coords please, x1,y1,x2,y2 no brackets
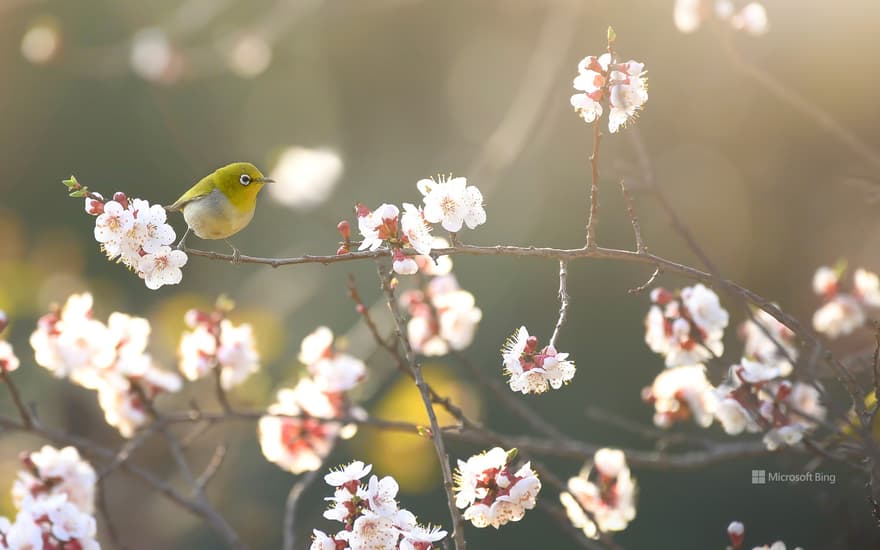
182,189,255,240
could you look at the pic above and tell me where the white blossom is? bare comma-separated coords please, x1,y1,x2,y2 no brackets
501,326,576,394
454,447,540,529
417,176,486,233
139,245,188,290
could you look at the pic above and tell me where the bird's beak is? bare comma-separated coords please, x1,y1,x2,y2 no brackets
259,177,275,183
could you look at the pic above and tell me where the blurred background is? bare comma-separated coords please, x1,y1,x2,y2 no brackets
2,0,880,548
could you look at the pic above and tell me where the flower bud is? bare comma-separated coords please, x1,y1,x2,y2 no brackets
727,521,745,549
0,311,7,334
336,245,350,255
337,220,351,241
112,192,129,210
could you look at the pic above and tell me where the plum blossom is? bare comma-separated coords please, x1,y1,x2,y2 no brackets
644,285,727,367
358,203,401,252
0,341,19,374
258,379,357,474
727,521,803,550
178,307,259,390
298,327,366,393
355,202,439,275
571,46,648,133
30,293,181,437
0,494,99,550
642,365,717,428
560,448,637,538
13,446,96,514
811,265,880,337
501,326,576,394
453,447,541,529
739,307,797,374
712,362,825,450
313,461,446,549
83,189,187,289
417,176,486,233
401,274,482,356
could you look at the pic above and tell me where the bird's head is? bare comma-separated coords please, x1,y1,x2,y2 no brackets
214,162,274,208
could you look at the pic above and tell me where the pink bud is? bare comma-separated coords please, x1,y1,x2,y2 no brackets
727,521,745,549
336,245,350,256
525,335,539,352
650,287,673,305
86,194,104,216
113,192,129,210
355,203,371,218
184,308,211,327
337,220,351,241
0,311,7,334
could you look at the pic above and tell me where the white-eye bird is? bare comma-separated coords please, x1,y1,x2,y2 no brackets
166,162,273,261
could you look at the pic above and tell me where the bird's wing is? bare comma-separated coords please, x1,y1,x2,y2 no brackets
164,174,214,211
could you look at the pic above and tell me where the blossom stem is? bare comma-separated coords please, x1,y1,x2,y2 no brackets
586,119,602,248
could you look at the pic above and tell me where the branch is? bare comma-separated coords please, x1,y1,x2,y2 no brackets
378,265,468,550
549,259,570,349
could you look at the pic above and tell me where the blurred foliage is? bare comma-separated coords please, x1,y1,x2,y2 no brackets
0,0,879,548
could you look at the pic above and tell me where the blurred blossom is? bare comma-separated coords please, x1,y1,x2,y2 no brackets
560,448,637,538
130,28,179,83
268,147,343,210
730,2,769,35
21,20,61,65
674,0,769,35
225,35,273,78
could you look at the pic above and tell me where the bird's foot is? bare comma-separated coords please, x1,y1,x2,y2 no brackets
225,239,242,264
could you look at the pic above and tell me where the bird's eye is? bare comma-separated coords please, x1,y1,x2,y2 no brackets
239,174,251,186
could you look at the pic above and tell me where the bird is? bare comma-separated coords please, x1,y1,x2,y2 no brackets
166,162,273,262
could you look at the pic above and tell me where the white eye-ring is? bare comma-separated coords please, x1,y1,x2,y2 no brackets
239,174,252,186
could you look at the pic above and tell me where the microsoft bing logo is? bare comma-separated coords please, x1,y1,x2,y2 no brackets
751,470,766,484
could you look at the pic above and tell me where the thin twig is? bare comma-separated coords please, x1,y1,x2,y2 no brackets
0,369,33,428
586,119,602,248
195,444,228,492
549,259,570,349
628,266,660,294
619,178,646,253
282,468,324,550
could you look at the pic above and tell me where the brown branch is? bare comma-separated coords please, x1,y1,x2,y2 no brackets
378,265,467,550
1,369,33,428
282,467,324,550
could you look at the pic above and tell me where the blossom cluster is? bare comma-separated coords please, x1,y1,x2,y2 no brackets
643,284,827,450
312,461,446,549
453,447,541,529
560,448,637,538
727,521,803,550
400,269,482,356
83,187,187,290
501,327,576,394
350,176,486,275
30,293,182,437
644,284,729,367
259,327,366,474
714,360,825,450
811,265,880,338
0,446,99,549
570,47,648,133
674,0,769,35
0,312,19,374
178,305,260,390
